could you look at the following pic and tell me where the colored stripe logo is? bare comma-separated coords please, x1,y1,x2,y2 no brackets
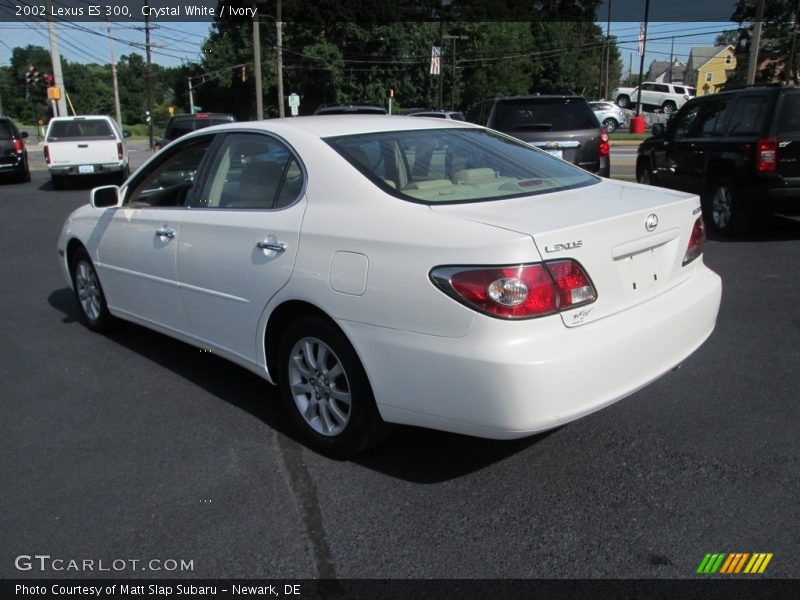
697,553,773,574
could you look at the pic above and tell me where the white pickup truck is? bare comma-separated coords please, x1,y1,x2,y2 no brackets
44,116,129,189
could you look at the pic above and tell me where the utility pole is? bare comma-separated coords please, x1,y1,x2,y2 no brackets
108,28,122,127
603,0,612,99
635,0,650,117
276,0,284,118
668,37,674,83
444,34,468,111
252,2,263,120
144,0,154,148
746,0,765,85
188,77,195,113
46,0,68,117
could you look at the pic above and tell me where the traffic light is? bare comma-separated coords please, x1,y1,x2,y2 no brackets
25,64,39,85
241,65,246,82
43,73,54,87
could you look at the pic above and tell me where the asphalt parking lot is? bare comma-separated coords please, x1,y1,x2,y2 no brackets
1,150,799,581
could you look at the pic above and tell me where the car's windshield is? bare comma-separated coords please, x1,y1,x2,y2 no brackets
47,119,114,141
492,98,598,132
326,127,597,204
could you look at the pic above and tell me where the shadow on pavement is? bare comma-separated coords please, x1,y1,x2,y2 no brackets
707,213,800,243
48,287,543,482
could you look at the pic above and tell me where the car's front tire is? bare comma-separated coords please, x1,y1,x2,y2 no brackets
602,118,617,133
70,247,118,332
702,178,751,236
277,316,387,458
616,95,630,108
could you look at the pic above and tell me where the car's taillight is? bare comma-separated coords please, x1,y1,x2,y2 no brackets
430,260,596,319
117,142,123,160
682,217,705,266
599,129,609,157
756,137,777,173
44,145,50,164
13,138,24,153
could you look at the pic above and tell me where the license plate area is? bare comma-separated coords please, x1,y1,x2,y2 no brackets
78,165,95,174
617,247,665,295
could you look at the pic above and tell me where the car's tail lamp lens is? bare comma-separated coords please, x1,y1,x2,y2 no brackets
756,137,777,172
44,145,50,164
13,138,24,153
599,129,610,157
430,260,596,319
682,217,705,266
117,142,123,160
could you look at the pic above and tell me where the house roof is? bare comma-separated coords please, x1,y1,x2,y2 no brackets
689,46,734,71
647,60,686,82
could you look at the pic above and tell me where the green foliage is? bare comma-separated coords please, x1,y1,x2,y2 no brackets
730,0,800,83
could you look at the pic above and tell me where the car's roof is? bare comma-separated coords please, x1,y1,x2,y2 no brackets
196,115,481,138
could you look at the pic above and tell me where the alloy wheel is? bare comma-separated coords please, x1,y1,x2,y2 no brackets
288,337,352,437
75,260,102,322
712,185,733,230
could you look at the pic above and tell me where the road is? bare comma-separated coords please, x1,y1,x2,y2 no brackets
1,143,799,581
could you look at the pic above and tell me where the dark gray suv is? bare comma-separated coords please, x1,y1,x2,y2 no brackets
469,95,609,177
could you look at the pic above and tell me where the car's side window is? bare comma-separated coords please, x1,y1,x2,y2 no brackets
672,103,703,139
690,98,729,137
190,132,303,210
125,135,215,207
727,96,767,136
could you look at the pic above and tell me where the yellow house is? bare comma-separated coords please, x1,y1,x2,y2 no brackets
686,46,737,96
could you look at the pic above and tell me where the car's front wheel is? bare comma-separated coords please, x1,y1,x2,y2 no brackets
70,247,118,332
602,118,617,133
702,178,751,236
616,95,630,109
278,316,387,457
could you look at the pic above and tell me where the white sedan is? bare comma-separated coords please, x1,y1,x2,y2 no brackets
58,116,721,457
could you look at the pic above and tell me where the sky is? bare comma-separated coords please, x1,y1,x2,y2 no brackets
0,20,734,77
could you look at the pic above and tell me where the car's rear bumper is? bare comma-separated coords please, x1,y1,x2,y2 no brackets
49,162,127,176
341,263,721,439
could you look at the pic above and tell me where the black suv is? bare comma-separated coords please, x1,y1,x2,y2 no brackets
155,112,235,151
469,95,610,177
637,84,800,235
0,116,30,183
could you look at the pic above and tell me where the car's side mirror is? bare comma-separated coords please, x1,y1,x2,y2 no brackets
651,123,665,138
122,130,132,138
91,185,121,208
21,131,29,139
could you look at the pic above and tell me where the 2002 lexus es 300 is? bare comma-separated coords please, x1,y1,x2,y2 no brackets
58,116,722,456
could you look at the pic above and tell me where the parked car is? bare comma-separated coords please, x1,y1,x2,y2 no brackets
0,116,30,183
589,101,629,133
637,84,800,235
314,104,387,115
44,115,129,189
469,94,610,177
58,116,721,456
612,82,695,114
155,112,235,152
407,109,466,120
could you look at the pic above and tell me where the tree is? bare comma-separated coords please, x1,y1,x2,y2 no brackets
730,0,800,83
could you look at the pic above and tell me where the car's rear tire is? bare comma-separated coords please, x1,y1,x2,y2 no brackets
70,247,118,333
602,118,617,133
702,178,751,237
277,316,388,458
662,101,677,115
616,95,630,109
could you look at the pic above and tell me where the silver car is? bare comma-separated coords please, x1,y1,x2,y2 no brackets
590,101,629,133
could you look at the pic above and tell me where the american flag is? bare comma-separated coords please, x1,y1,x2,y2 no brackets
430,46,442,75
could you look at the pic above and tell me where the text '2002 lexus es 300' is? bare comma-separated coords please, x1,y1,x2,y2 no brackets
58,116,721,457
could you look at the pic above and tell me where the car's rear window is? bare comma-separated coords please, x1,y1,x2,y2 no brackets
47,119,114,141
491,98,598,132
673,86,686,95
0,121,14,139
326,128,597,204
777,94,800,134
169,118,232,139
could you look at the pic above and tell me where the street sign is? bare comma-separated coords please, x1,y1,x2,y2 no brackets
191,105,201,113
290,105,299,116
288,93,300,107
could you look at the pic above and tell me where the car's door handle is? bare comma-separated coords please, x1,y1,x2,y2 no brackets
155,227,176,239
256,239,287,252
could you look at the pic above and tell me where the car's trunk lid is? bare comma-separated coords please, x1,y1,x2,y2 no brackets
431,180,702,327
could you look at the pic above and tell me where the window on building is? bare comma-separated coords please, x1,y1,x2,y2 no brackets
705,72,713,82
